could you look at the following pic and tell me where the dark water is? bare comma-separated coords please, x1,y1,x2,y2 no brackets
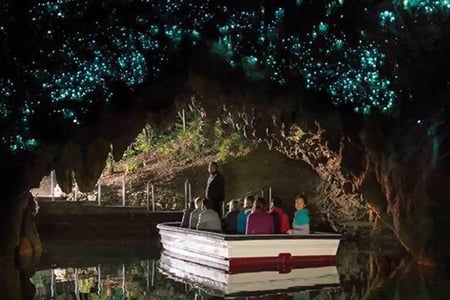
24,238,450,299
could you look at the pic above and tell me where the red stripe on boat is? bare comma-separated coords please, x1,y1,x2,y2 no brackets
228,254,336,274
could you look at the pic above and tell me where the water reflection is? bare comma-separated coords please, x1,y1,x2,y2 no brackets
6,239,448,299
30,240,160,299
32,258,340,299
159,253,340,297
33,261,155,299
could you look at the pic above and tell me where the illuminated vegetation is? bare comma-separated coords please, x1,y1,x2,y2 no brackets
121,103,253,173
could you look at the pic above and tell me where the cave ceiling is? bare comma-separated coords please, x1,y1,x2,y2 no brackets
0,0,449,194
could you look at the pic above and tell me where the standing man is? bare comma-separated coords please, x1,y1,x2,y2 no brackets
205,161,225,217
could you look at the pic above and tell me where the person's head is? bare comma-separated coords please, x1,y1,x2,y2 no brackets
208,162,218,174
294,195,307,210
270,197,283,209
202,198,213,210
194,197,203,209
243,195,255,209
228,200,239,212
252,197,265,211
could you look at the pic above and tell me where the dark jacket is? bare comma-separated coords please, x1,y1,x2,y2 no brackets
205,172,225,213
223,209,239,234
180,207,194,228
246,209,274,235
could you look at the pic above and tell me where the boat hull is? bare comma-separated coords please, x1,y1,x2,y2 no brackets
157,222,341,273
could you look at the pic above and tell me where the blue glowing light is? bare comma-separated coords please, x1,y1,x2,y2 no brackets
1,0,449,152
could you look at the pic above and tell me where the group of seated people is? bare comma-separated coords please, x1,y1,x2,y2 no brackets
180,194,310,235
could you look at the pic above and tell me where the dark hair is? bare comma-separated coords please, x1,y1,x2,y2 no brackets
295,195,307,205
253,197,265,210
202,198,213,209
244,195,255,207
271,197,283,208
194,197,203,206
229,200,239,210
209,161,218,168
244,195,255,202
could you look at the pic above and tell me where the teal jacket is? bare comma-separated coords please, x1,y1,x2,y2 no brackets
237,208,252,234
293,208,310,226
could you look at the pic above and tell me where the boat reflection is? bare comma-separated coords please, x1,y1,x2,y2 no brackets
159,253,341,298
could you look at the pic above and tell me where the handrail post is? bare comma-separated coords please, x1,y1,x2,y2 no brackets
74,181,78,202
268,186,272,207
72,171,78,202
146,181,150,211
97,179,101,206
51,268,55,298
182,108,186,131
97,264,101,295
74,267,78,296
188,182,192,204
146,259,150,291
184,179,190,209
122,175,126,207
146,181,155,211
50,170,55,202
151,184,155,211
151,259,155,288
122,264,126,295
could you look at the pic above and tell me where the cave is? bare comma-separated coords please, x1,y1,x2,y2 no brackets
1,0,450,299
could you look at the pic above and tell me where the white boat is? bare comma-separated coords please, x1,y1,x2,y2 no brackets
159,252,341,297
157,222,341,273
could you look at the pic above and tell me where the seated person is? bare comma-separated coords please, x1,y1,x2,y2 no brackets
222,200,240,234
188,197,203,229
246,197,274,234
289,195,310,234
269,197,290,234
237,195,254,234
180,198,196,228
197,198,222,233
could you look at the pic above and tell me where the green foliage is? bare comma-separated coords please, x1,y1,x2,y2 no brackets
133,129,152,153
118,103,253,170
213,120,224,139
217,131,252,162
156,127,205,161
125,157,145,174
